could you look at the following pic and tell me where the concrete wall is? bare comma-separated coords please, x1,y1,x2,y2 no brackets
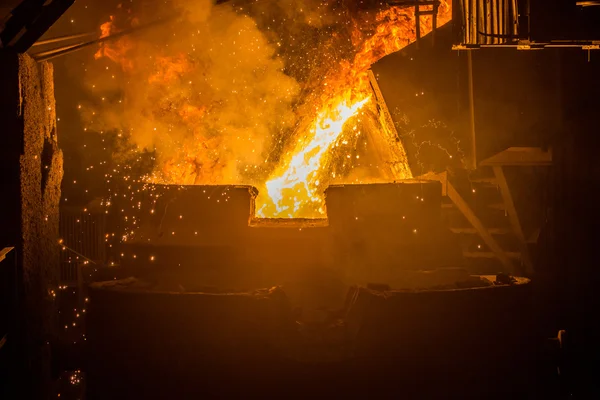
0,52,63,398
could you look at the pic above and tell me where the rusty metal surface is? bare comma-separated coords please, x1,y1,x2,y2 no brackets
0,248,13,263
367,70,413,180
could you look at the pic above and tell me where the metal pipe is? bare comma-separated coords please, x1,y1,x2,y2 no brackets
500,0,506,41
478,0,484,44
31,31,96,47
32,14,178,62
455,43,600,48
511,0,518,36
485,0,491,45
467,51,477,169
476,30,519,38
464,0,471,44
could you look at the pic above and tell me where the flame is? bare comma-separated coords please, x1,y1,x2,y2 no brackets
255,3,452,218
257,92,370,218
148,55,193,84
94,15,135,71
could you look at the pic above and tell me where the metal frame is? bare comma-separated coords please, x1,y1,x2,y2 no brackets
367,70,414,181
454,0,600,50
458,0,520,46
493,166,533,273
419,171,516,272
479,146,553,274
385,1,443,46
453,41,600,50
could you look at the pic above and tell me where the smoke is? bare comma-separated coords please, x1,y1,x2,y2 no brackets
81,0,451,196
84,0,300,184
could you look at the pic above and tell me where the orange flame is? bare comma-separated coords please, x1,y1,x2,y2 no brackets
257,92,371,218
255,2,452,218
94,15,134,72
148,55,193,84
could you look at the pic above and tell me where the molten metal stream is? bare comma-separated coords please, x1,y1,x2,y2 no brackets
254,3,452,218
256,94,371,218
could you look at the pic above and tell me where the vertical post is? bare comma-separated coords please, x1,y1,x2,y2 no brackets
478,0,484,43
77,263,85,310
432,1,438,47
470,0,476,44
465,0,471,44
0,53,63,398
486,0,492,44
499,0,505,41
493,166,533,275
511,0,519,36
415,3,421,48
467,51,477,169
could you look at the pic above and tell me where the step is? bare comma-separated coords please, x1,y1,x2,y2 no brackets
463,251,521,259
450,227,511,235
487,203,506,211
469,177,498,186
479,147,552,167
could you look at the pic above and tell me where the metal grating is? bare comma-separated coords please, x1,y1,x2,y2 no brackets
59,208,106,284
458,0,519,46
455,0,600,49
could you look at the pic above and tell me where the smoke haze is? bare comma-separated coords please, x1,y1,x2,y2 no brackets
85,0,303,184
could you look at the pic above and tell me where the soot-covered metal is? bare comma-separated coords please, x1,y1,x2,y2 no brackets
86,182,533,399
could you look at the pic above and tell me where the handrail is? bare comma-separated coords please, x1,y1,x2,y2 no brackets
58,240,97,265
0,247,15,354
0,247,14,263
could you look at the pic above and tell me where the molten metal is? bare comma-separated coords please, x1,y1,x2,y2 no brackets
257,94,371,218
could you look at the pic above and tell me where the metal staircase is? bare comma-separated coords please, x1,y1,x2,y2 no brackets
368,66,551,276
421,147,551,275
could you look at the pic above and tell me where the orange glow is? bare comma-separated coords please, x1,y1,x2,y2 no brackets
148,55,193,84
94,16,135,71
92,2,452,218
256,2,452,218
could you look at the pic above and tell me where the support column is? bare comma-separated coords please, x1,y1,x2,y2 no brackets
0,52,63,398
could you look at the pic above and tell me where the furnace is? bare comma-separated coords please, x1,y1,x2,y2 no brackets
114,180,465,290
87,179,533,399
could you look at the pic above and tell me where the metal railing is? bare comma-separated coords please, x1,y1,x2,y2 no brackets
59,208,106,286
457,0,520,46
454,0,600,50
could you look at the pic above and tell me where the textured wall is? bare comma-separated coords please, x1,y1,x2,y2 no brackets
0,53,63,398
